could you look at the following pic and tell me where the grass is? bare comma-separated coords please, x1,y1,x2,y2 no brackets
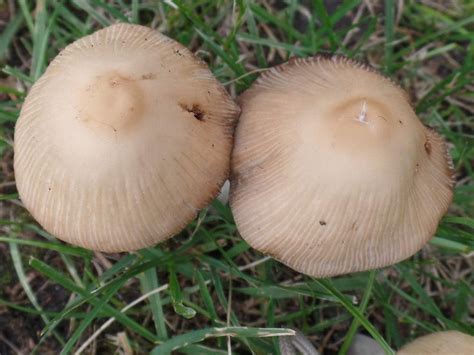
0,0,473,354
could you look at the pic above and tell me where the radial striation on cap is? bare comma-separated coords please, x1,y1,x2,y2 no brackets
398,331,474,354
14,23,240,252
230,55,454,277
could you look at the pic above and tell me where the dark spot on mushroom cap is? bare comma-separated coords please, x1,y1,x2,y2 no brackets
351,221,357,231
179,103,205,121
141,73,156,80
319,220,327,226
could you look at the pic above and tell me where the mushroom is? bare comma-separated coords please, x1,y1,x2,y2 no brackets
14,23,240,251
230,55,454,277
398,331,474,354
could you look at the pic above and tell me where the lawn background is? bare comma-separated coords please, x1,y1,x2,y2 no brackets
0,0,473,354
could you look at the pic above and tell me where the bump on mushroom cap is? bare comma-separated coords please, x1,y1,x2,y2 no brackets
230,54,454,277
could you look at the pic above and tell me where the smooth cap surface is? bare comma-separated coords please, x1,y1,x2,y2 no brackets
14,23,240,251
230,55,454,277
398,331,474,354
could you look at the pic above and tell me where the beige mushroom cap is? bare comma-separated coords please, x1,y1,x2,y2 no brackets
230,55,454,277
14,24,240,252
398,331,474,354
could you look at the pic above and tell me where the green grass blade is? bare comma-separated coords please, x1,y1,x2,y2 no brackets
314,278,394,354
29,257,158,343
313,0,340,51
17,0,34,34
151,327,295,354
195,269,219,321
169,261,196,319
30,0,50,81
9,242,65,345
0,236,91,257
140,267,169,340
60,279,124,354
0,13,24,60
384,0,395,73
339,271,376,355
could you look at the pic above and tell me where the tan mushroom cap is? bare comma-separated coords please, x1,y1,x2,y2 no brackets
14,23,240,252
230,55,454,277
398,331,474,354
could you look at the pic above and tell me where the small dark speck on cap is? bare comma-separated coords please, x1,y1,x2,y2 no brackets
424,140,432,155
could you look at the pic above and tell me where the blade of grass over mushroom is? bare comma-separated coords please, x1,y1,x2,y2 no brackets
151,327,296,354
314,279,394,354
